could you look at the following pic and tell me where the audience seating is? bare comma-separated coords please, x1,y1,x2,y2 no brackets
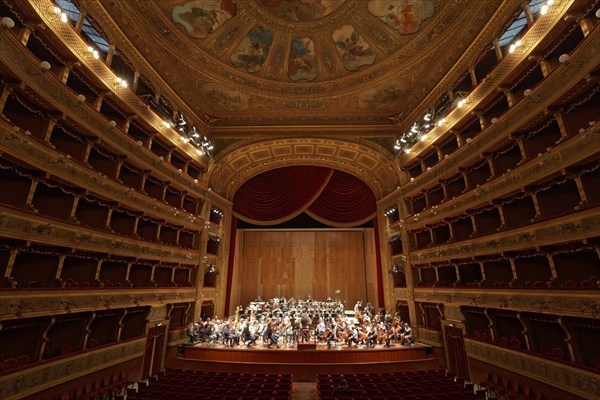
480,372,555,400
125,369,292,400
316,369,483,400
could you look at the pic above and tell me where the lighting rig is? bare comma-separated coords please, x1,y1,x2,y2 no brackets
145,95,214,158
394,92,455,155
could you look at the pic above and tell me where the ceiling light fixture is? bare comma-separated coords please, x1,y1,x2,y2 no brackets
1,16,15,29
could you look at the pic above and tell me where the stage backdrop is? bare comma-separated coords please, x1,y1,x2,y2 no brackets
229,228,378,313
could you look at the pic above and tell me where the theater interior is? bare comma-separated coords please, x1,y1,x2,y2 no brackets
0,0,599,399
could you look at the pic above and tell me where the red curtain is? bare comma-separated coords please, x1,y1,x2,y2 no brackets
445,325,470,380
307,170,376,225
233,166,376,226
233,166,331,223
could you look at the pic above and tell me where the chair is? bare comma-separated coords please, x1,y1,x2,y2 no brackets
551,347,564,360
2,358,17,371
509,336,521,349
16,354,30,366
61,344,72,355
540,344,551,356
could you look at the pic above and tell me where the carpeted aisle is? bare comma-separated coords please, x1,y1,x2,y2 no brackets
291,382,318,399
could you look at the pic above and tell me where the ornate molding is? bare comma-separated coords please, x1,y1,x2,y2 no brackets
0,23,210,201
406,126,599,229
209,137,401,199
89,0,502,124
417,325,443,346
0,337,145,400
401,0,575,157
0,124,202,231
414,288,600,319
401,0,595,177
465,338,600,399
0,205,201,266
0,287,195,320
411,206,600,263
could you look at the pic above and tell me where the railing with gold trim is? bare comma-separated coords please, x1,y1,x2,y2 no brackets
464,338,600,400
0,336,146,400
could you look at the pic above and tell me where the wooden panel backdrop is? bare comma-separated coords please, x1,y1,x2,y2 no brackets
229,229,378,314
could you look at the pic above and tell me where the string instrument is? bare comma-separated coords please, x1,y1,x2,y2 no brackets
359,326,370,342
377,325,384,343
341,327,351,341
321,328,332,340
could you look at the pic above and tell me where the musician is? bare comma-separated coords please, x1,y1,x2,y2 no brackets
316,319,326,341
325,324,336,349
354,300,362,317
186,321,198,344
366,322,378,348
243,320,259,346
222,320,235,347
347,325,359,348
402,323,413,345
266,322,280,348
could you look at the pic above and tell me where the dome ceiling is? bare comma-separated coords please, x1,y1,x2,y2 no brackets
98,0,503,130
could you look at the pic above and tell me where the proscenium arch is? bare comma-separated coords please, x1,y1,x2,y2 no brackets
208,138,402,201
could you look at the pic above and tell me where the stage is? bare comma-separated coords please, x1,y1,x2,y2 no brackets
169,342,438,381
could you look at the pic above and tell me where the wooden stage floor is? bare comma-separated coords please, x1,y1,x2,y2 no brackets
169,342,439,381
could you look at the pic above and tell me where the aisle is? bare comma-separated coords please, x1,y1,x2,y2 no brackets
291,382,318,400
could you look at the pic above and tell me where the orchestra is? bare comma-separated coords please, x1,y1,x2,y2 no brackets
186,297,415,350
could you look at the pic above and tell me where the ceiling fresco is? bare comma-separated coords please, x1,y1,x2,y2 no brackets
98,0,506,130
257,0,347,22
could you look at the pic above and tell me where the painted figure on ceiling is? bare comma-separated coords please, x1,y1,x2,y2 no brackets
333,25,376,72
259,0,345,22
367,0,435,34
172,0,237,39
288,37,319,81
230,26,274,73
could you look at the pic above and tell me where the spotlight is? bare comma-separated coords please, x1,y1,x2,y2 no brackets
524,89,533,97
60,12,68,23
92,50,99,59
541,4,548,15
596,8,600,18
509,44,516,53
40,61,51,71
437,118,446,127
404,148,411,155
163,121,171,128
109,120,117,127
1,16,15,29
420,134,428,141
195,149,203,155
76,94,86,102
491,117,498,124
559,54,570,63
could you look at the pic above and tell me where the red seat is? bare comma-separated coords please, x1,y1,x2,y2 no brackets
16,354,30,366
